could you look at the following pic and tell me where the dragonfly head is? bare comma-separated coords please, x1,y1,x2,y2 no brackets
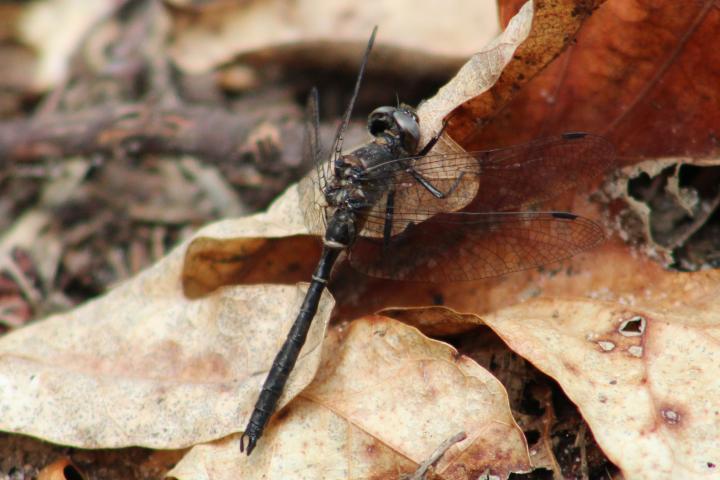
368,106,420,155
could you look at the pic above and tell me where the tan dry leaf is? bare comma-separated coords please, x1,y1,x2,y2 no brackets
415,0,533,149
169,316,531,480
0,193,332,449
378,305,484,337
484,293,720,480
168,0,499,74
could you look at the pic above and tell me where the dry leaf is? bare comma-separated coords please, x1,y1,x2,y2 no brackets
378,306,483,337
443,0,606,147
415,0,534,149
168,317,532,479
473,0,720,160
483,293,720,479
0,194,333,449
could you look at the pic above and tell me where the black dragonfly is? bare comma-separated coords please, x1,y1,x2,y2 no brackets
239,28,614,454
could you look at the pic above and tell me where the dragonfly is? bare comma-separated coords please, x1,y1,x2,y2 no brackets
239,28,615,454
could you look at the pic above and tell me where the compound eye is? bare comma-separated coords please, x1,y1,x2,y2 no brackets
394,110,421,153
368,106,396,137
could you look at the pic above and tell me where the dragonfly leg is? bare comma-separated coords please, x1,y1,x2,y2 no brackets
408,167,465,199
415,121,448,156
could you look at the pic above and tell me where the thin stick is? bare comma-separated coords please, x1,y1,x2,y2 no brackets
402,431,467,480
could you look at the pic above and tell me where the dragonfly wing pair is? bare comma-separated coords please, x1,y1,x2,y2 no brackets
301,115,615,281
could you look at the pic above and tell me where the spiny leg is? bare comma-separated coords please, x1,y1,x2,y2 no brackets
407,167,466,199
415,121,448,157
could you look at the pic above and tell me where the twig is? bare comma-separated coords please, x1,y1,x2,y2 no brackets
402,431,466,480
574,421,589,480
667,189,720,249
0,102,304,177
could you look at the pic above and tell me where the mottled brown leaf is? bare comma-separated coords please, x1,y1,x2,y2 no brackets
443,0,605,146
464,0,720,162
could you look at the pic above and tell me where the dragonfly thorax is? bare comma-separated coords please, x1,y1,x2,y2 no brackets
326,141,401,213
322,105,422,245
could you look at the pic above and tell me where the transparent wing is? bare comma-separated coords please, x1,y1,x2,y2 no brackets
349,211,604,281
355,133,615,238
297,88,330,234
